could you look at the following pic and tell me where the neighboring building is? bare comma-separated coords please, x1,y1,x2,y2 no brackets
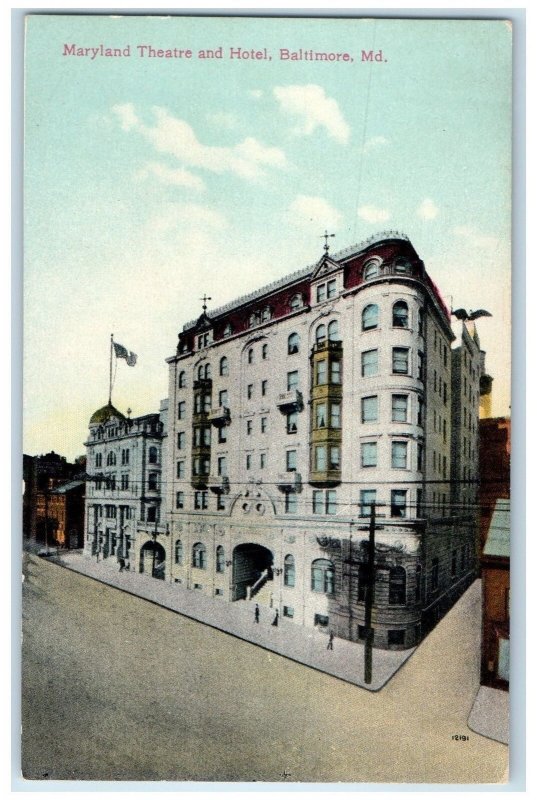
155,232,482,650
23,451,84,545
479,417,510,555
83,401,167,574
481,499,510,689
47,480,85,549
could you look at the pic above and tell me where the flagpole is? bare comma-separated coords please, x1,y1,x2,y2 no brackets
109,334,114,405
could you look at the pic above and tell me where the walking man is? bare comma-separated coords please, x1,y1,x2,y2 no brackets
327,631,334,650
254,603,260,623
272,610,279,627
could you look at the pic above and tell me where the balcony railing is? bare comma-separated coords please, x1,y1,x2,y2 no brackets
276,472,302,492
208,406,231,426
207,474,230,493
276,389,303,412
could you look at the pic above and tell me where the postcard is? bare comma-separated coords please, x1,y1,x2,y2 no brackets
22,13,512,784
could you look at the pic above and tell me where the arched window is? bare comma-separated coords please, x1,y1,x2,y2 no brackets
216,545,225,573
284,554,296,587
192,542,207,569
328,320,339,341
106,451,116,466
389,566,407,605
219,356,229,376
204,363,211,379
248,348,254,364
362,304,379,331
311,558,335,594
315,324,326,345
178,370,186,388
393,301,409,328
363,260,380,280
288,333,300,355
148,446,158,464
290,293,303,311
175,539,183,565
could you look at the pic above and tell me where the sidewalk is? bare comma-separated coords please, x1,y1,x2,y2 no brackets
468,685,509,745
54,551,414,691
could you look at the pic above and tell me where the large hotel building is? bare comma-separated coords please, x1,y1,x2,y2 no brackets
84,232,484,650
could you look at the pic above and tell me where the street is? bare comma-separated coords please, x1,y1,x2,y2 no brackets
21,553,508,783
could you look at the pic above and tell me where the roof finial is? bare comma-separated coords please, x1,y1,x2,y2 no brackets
321,230,336,254
200,294,212,313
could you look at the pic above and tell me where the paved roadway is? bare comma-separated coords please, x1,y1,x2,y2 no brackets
21,553,508,783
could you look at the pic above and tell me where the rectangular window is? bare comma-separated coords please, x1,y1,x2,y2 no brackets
177,431,185,449
316,402,327,428
262,343,268,360
287,412,298,434
260,452,267,469
121,449,130,465
315,445,327,471
316,283,326,303
261,379,268,396
194,491,208,510
330,402,341,428
361,395,378,423
361,441,377,468
176,461,185,479
327,278,337,298
312,490,323,514
417,351,424,381
147,507,157,523
361,349,378,377
121,474,129,490
392,394,408,422
286,450,297,471
391,489,407,518
326,490,337,515
261,416,267,433
417,443,424,472
393,347,410,375
217,495,226,511
417,397,424,426
316,359,327,385
247,384,253,399
178,401,186,419
217,456,227,476
246,420,252,435
443,455,447,479
330,359,341,384
314,614,329,628
391,441,408,469
176,491,184,509
283,606,294,618
285,492,297,513
360,489,376,517
330,446,340,470
246,454,252,470
416,488,423,517
287,370,299,391
218,426,227,444
219,389,228,407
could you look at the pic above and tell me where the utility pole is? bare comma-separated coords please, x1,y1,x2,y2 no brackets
364,503,376,685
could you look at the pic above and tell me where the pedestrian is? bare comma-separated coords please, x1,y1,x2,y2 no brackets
327,632,334,650
272,610,279,627
254,603,260,623
119,557,125,572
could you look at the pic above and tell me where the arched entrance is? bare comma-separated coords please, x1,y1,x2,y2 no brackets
232,543,273,601
139,540,166,580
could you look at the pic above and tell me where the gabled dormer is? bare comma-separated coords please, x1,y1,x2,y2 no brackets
311,254,343,305
193,311,214,350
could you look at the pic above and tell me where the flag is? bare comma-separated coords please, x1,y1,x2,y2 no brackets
113,341,137,367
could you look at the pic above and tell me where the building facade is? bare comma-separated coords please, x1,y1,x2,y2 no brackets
84,401,168,575
155,232,482,650
480,499,510,689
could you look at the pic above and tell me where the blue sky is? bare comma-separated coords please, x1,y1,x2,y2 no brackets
24,15,512,460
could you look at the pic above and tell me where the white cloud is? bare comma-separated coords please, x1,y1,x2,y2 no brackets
206,111,238,129
417,198,439,220
135,161,205,191
111,102,139,132
357,205,391,224
112,104,288,181
453,225,499,249
273,84,350,144
363,135,389,153
289,195,342,230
